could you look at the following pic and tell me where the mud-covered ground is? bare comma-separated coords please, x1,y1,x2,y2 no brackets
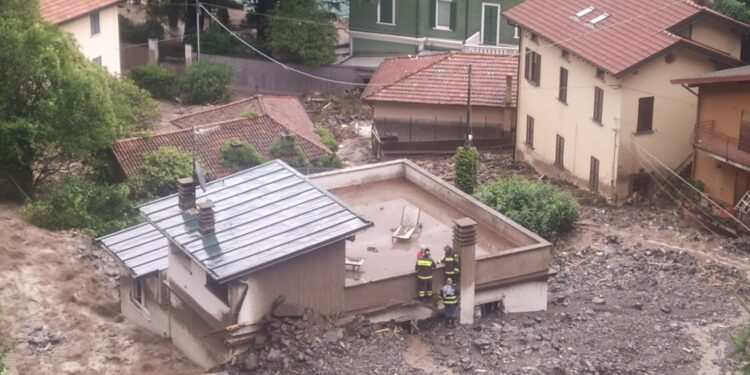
0,204,199,375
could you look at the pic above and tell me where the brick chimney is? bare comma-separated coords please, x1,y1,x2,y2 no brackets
453,217,477,325
198,200,215,235
177,177,196,211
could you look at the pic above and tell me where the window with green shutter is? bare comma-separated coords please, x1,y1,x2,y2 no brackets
378,0,394,24
434,0,454,30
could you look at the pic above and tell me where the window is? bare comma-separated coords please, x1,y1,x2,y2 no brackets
590,157,600,191
593,86,604,123
741,111,750,153
131,277,145,306
206,275,229,305
525,115,535,147
378,0,394,25
558,67,568,104
555,135,565,168
561,50,570,60
435,0,453,30
636,97,655,133
90,11,100,36
92,56,102,66
524,48,541,86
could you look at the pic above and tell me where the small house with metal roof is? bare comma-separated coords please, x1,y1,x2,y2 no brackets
99,159,552,369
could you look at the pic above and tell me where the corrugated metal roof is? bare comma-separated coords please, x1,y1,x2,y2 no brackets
672,65,750,85
139,160,372,282
97,223,169,278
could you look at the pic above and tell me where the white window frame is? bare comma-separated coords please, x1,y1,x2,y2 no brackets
377,0,396,26
90,11,100,36
435,0,453,31
480,3,501,45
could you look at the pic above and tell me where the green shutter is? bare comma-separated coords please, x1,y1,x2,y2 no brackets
429,0,436,28
450,1,457,31
380,0,393,24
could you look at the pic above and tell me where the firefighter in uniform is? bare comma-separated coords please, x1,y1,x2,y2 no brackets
441,245,460,283
415,247,436,298
440,277,460,328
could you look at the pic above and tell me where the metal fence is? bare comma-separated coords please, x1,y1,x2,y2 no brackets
375,117,509,143
196,54,375,95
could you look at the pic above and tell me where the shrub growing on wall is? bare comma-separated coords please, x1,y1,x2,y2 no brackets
221,139,265,170
315,124,339,152
128,64,179,99
474,175,579,241
270,135,309,167
180,63,232,104
314,153,343,168
132,146,194,198
453,146,479,194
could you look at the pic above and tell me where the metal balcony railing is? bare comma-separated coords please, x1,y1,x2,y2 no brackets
694,120,750,167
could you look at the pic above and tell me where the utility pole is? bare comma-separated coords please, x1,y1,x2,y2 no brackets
466,64,473,147
196,0,201,62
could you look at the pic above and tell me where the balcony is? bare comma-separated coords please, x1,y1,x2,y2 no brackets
463,32,519,55
694,121,750,168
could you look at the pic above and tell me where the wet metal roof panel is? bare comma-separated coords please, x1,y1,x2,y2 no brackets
97,223,169,278
138,160,372,282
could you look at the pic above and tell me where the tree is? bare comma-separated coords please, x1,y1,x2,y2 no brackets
221,139,265,170
270,135,310,167
712,0,750,24
453,146,479,194
132,146,194,198
266,0,337,66
0,5,157,198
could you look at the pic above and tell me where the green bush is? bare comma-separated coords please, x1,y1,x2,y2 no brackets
474,176,579,241
314,153,342,168
454,146,479,194
128,64,179,99
21,175,140,237
240,110,261,119
200,24,234,55
270,135,309,167
109,75,160,132
180,63,232,104
119,15,165,44
221,139,265,170
315,124,339,152
132,146,193,198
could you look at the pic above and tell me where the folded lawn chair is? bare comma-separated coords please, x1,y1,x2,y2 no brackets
392,206,421,241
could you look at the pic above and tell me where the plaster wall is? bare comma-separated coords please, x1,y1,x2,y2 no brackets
514,29,622,199
58,5,121,74
690,19,742,59
119,271,171,338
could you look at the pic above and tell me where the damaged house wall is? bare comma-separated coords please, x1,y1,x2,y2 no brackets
119,271,171,339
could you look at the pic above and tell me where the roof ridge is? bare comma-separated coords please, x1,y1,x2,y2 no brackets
170,96,261,125
116,115,275,145
363,53,452,99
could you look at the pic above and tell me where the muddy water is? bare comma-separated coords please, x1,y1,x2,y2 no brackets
403,334,455,374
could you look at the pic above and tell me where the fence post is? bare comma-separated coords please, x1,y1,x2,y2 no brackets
409,117,413,142
435,116,438,141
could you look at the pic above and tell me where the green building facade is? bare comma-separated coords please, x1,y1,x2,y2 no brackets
349,0,523,56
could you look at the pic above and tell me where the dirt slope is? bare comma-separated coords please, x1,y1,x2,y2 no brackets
0,204,200,375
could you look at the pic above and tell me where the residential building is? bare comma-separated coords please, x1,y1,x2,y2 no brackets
349,0,522,56
672,66,750,207
40,0,121,74
99,159,551,369
363,52,518,155
505,0,749,202
112,95,332,180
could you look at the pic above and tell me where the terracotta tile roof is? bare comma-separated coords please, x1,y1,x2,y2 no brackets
40,0,120,24
672,65,750,85
171,95,328,151
504,0,746,77
112,116,330,179
362,52,518,108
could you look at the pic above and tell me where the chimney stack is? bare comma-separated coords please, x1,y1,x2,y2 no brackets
453,217,477,325
178,177,196,211
198,200,215,235
505,75,513,105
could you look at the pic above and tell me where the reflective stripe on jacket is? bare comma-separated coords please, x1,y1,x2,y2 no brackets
415,257,435,278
